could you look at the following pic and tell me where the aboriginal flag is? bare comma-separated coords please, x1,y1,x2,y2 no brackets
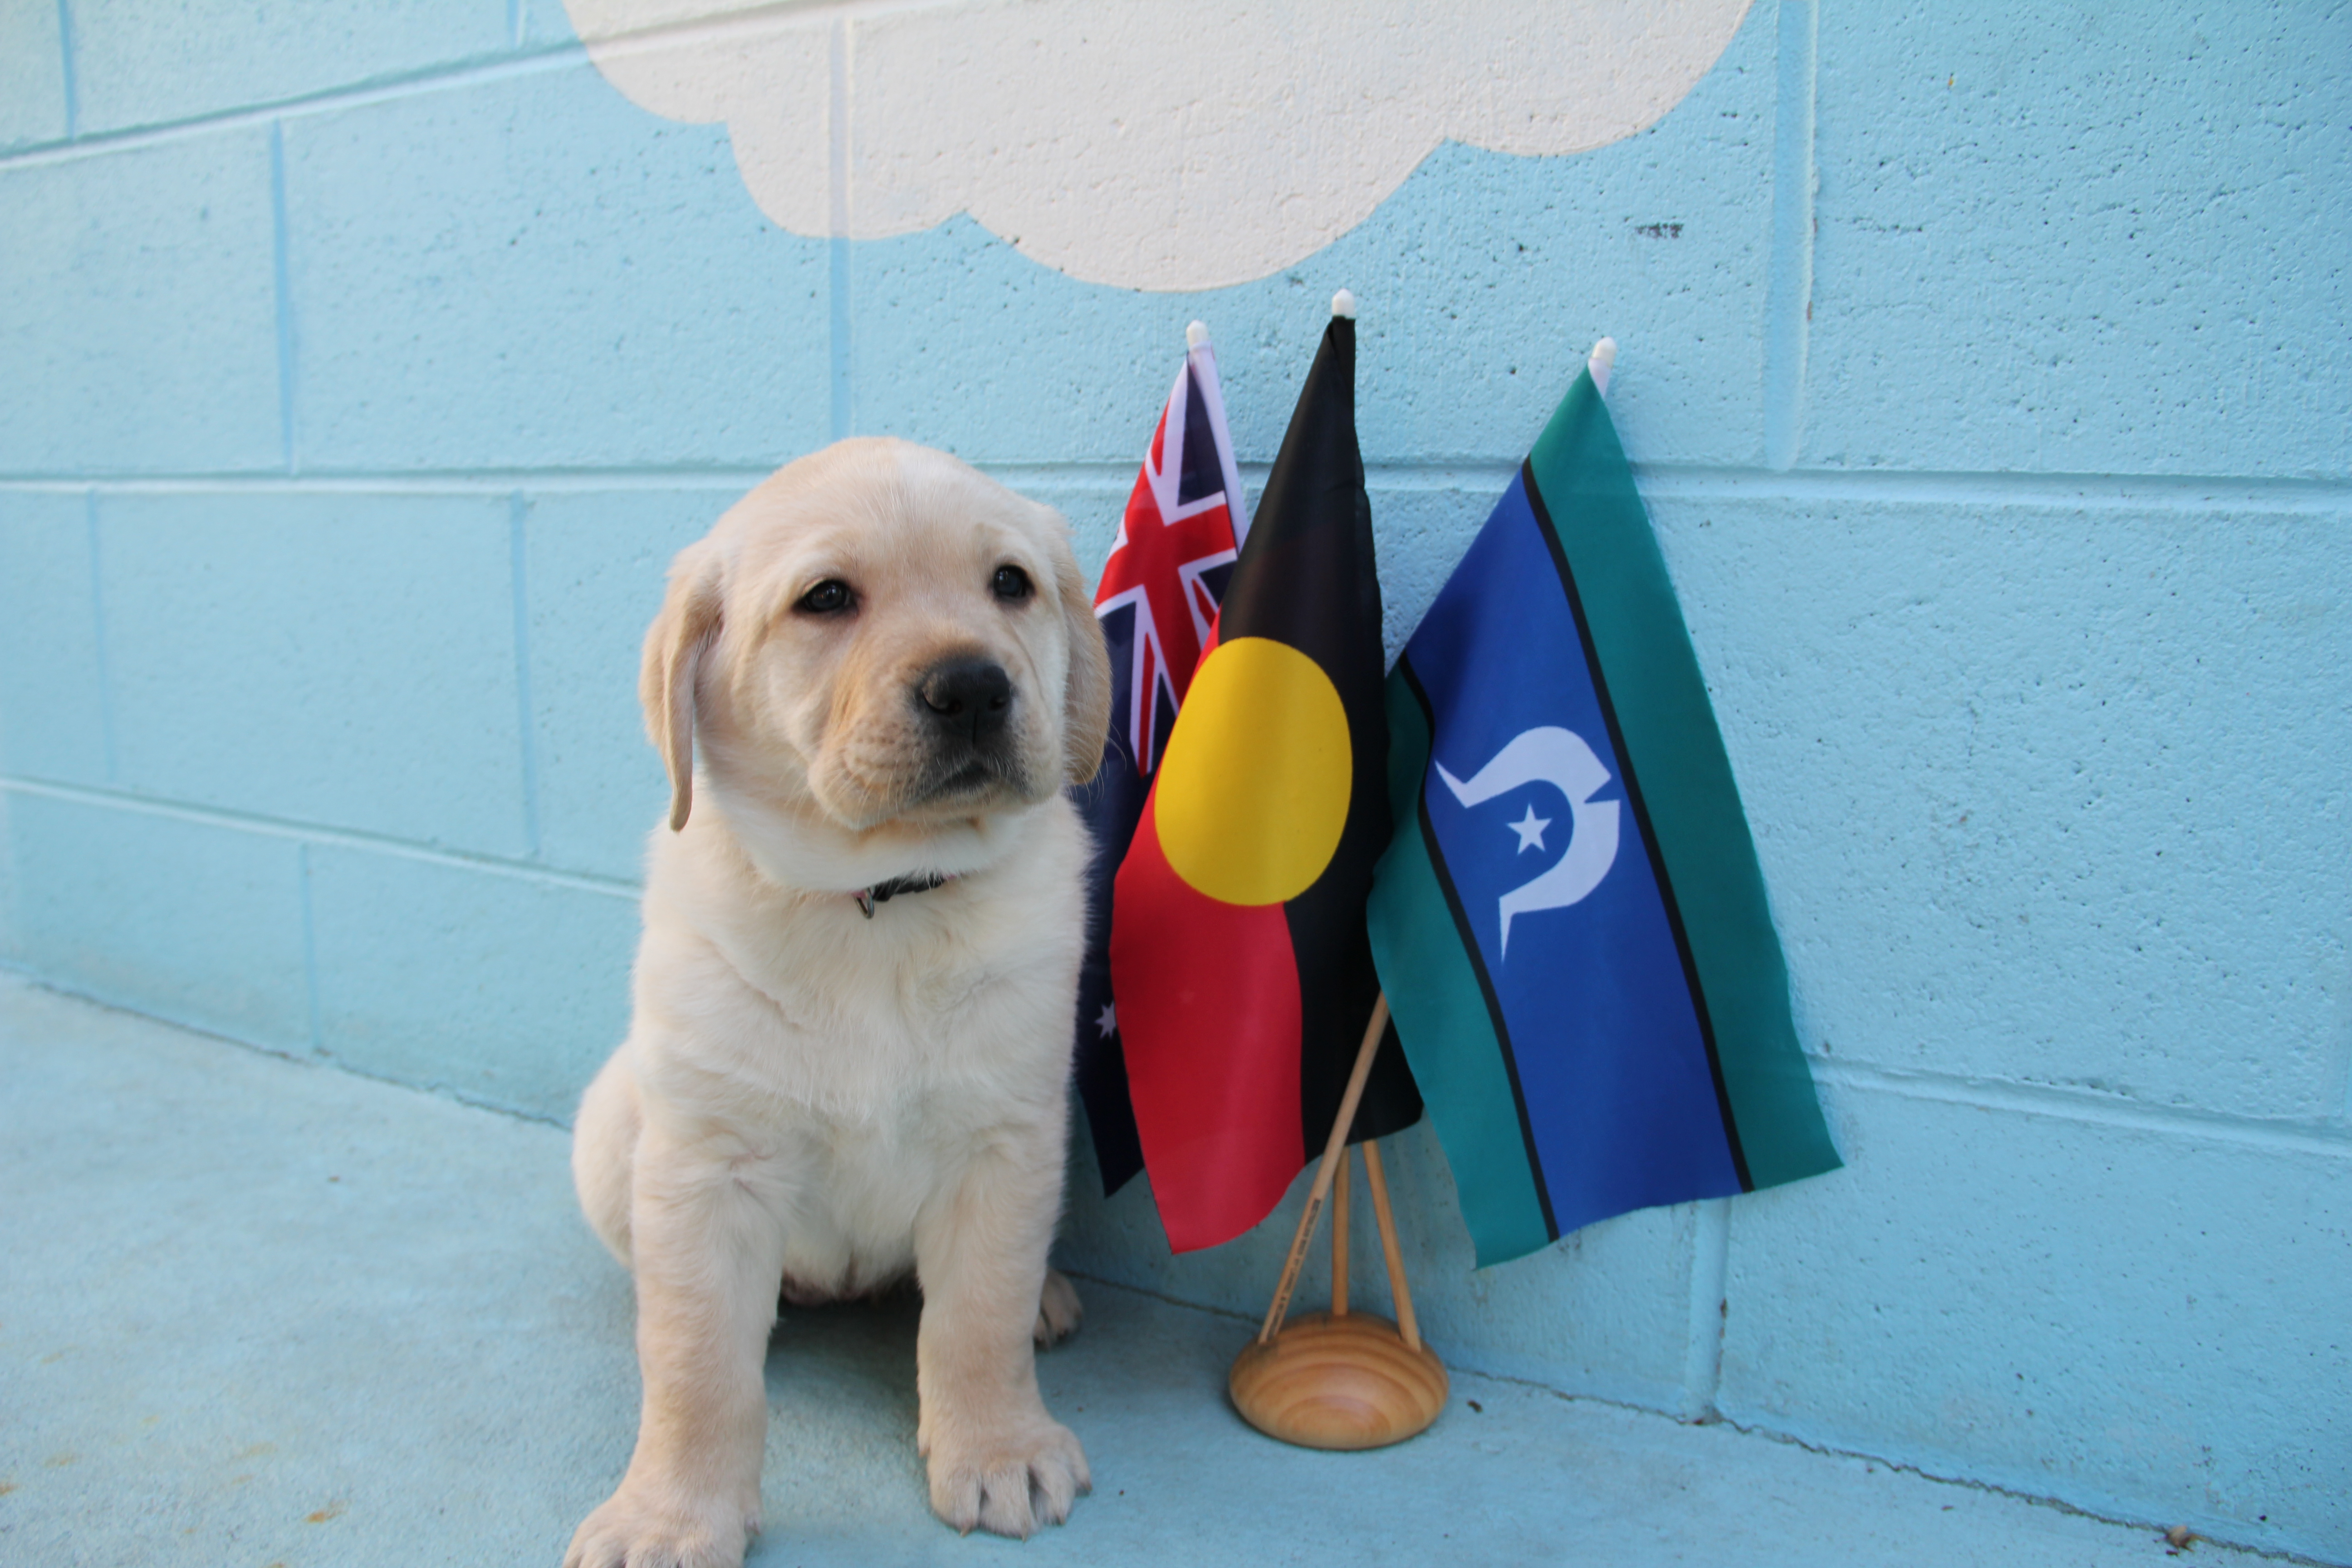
1111,307,1421,1254
1366,356,1840,1268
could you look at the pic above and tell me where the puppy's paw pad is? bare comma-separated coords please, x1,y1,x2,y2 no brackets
928,1421,1090,1539
564,1485,755,1568
1034,1269,1083,1347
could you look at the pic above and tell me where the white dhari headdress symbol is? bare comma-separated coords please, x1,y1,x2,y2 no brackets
1436,726,1622,960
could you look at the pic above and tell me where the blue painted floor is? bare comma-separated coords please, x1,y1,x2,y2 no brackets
0,974,2272,1568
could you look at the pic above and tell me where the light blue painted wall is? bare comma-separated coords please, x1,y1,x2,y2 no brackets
0,2,2344,1558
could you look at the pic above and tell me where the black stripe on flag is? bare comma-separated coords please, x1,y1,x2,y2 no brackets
1519,459,1754,1193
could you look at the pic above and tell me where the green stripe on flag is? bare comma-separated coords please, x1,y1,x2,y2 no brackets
1527,373,1840,1191
1369,672,1553,1265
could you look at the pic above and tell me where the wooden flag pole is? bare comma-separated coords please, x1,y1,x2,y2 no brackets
1230,992,1448,1449
1330,1145,1350,1318
1254,995,1388,1345
1360,1139,1420,1353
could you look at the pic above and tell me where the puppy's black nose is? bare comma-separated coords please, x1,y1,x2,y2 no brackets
916,657,1014,741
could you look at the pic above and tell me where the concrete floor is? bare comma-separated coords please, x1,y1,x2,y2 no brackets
0,974,2288,1568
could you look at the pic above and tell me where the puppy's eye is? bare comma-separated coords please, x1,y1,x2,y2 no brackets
797,580,854,615
992,565,1034,602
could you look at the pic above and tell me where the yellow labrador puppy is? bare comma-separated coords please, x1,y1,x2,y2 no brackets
565,438,1112,1568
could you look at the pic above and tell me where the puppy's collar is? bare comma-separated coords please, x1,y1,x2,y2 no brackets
853,872,957,919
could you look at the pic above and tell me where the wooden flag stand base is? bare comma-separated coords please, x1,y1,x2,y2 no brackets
1230,996,1449,1449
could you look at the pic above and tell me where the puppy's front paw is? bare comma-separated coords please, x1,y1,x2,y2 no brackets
926,1420,1090,1539
563,1482,756,1568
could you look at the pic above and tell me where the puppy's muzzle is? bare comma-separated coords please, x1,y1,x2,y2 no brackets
905,655,1032,806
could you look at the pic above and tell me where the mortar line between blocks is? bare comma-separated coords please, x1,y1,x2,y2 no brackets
269,121,298,471
82,490,118,783
1763,0,1818,471
0,44,590,168
1813,1059,2352,1159
1630,466,2352,511
0,777,638,900
53,0,78,139
8,466,2347,510
1680,1196,1731,1420
508,493,543,859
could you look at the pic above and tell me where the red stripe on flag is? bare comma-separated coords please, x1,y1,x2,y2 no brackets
1111,792,1303,1252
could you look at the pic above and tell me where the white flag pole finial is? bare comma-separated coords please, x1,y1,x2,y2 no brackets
1331,288,1357,319
1588,336,1617,397
1186,320,1211,350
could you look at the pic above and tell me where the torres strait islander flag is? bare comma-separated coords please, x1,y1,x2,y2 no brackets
1073,324,1251,1195
1112,299,1421,1253
1367,348,1840,1268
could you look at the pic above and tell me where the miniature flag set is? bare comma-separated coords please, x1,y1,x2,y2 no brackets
1075,299,1840,1271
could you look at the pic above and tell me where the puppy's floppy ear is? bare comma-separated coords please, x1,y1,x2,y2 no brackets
640,542,724,831
1053,532,1113,786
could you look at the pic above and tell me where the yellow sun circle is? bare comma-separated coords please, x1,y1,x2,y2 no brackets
1154,637,1352,907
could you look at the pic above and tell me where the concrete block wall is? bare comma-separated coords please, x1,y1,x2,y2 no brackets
1,2,2344,1558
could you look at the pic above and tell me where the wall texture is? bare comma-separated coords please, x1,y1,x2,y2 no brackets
1,2,2345,1558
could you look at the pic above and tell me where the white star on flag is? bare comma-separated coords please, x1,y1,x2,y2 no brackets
1096,1003,1118,1039
1509,804,1552,853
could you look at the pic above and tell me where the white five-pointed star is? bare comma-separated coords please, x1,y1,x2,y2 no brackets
1096,1003,1118,1039
1508,804,1552,853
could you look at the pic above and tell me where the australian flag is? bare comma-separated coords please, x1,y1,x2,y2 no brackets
1073,326,1250,1194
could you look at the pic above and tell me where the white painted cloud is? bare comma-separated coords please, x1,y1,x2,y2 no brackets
567,0,1751,291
